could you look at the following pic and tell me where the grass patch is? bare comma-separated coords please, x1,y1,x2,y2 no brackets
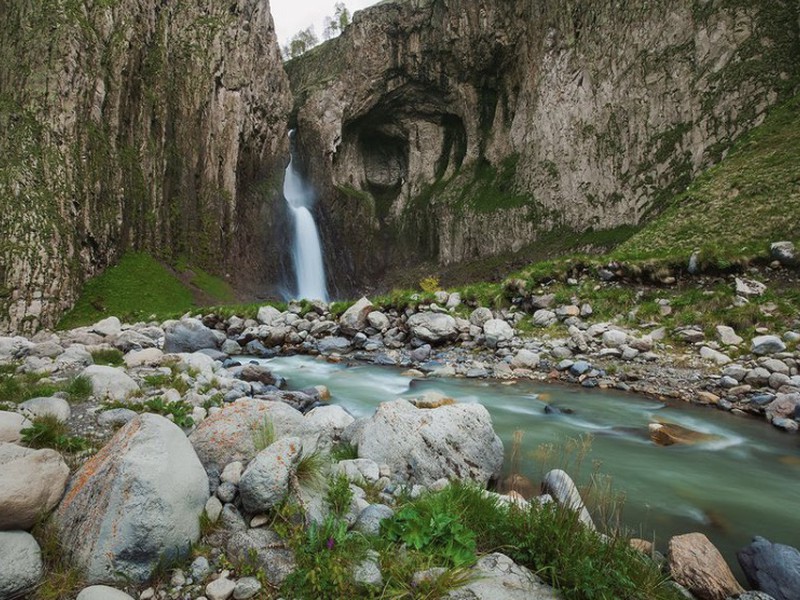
325,473,354,517
90,348,124,367
21,415,91,453
31,520,85,600
101,397,195,428
252,416,276,452
0,372,92,405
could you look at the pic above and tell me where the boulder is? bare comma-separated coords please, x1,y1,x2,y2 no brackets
239,437,302,513
533,310,557,327
189,399,304,472
649,422,719,447
484,319,514,348
765,394,800,423
541,469,594,529
717,326,744,346
113,330,159,352
339,297,374,336
771,241,797,267
353,504,394,536
367,311,390,331
349,399,503,487
0,411,33,443
469,307,493,328
0,531,43,599
602,330,628,348
406,312,458,345
206,577,236,600
90,316,122,337
737,536,800,600
123,348,164,368
238,364,278,386
19,396,71,422
511,349,540,370
0,442,69,530
76,586,135,600
444,552,559,599
226,528,296,586
736,278,767,297
55,414,209,584
668,533,743,600
700,347,732,366
317,337,352,355
752,336,787,356
81,365,139,401
55,344,94,372
163,319,218,354
257,305,282,326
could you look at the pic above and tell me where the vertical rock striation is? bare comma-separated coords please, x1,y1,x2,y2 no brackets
287,0,800,292
0,0,292,333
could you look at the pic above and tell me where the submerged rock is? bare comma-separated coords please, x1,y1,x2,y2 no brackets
648,422,719,447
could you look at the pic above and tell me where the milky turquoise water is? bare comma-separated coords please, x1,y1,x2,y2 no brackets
259,355,800,573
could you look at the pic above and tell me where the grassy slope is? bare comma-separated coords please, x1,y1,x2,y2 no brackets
58,253,234,329
616,93,800,262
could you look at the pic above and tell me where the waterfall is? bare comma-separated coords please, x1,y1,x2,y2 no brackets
283,133,329,301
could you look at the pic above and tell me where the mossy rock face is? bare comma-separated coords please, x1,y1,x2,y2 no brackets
287,0,799,294
0,0,292,334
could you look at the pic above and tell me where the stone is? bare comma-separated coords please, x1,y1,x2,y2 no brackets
765,393,800,421
216,481,237,503
668,533,743,600
350,399,503,487
407,312,458,344
221,461,244,485
511,349,540,370
76,586,135,600
123,348,164,368
771,241,797,267
0,442,70,530
19,396,71,422
238,364,277,386
0,531,43,599
339,297,374,336
164,319,218,354
335,458,380,484
317,337,352,354
736,278,767,297
745,367,772,387
90,316,122,337
226,528,296,586
239,437,302,513
533,309,557,327
257,305,282,326
367,311,390,331
469,307,493,327
728,593,778,600
303,405,355,452
0,411,33,443
738,536,800,600
602,329,628,348
353,550,383,587
233,576,262,599
411,390,455,409
649,422,719,446
483,319,514,348
717,326,743,346
205,496,223,523
541,469,594,529
113,330,159,353
189,399,304,472
700,346,732,366
55,414,209,584
191,556,212,581
353,504,394,536
97,408,138,427
206,577,236,600
81,365,139,401
752,336,786,356
444,552,560,599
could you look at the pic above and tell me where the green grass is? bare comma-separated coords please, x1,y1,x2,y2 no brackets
616,93,800,262
90,348,124,366
21,415,91,453
0,371,91,404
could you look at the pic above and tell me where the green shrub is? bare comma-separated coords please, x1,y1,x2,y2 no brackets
21,415,90,453
90,348,124,366
252,416,275,451
65,375,93,402
325,473,353,517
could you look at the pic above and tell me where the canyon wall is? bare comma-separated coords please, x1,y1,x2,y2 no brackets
0,0,292,333
287,0,800,292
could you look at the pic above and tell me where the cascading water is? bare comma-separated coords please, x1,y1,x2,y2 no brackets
283,131,328,301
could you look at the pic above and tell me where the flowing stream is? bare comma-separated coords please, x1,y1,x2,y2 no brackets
257,355,800,575
283,132,328,301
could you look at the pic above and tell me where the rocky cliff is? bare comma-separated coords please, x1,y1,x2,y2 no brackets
287,0,800,292
0,0,292,333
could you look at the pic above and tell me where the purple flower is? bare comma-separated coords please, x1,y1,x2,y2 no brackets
327,537,335,550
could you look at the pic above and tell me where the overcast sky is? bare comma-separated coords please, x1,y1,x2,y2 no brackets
271,0,381,47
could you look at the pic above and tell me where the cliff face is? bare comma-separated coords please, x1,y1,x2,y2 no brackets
287,0,800,291
0,0,292,333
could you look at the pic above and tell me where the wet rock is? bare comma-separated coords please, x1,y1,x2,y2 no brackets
0,531,43,599
350,399,503,487
738,537,800,600
541,469,594,530
649,422,719,446
0,442,69,530
55,414,209,584
668,532,743,600
238,364,277,386
765,393,800,422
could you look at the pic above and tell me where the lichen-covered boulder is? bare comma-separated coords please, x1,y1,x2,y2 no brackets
406,312,459,345
349,399,503,487
239,437,302,513
0,531,43,599
55,414,209,584
0,442,69,530
188,399,304,473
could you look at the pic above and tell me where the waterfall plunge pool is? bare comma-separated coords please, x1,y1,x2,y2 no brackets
255,354,800,574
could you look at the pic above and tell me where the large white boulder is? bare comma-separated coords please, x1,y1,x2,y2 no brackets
0,531,43,599
0,442,69,530
239,437,303,513
0,411,32,444
406,312,459,345
339,297,374,336
163,318,218,354
444,553,559,599
81,365,139,401
55,414,209,584
483,319,514,348
349,399,503,487
19,396,71,422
